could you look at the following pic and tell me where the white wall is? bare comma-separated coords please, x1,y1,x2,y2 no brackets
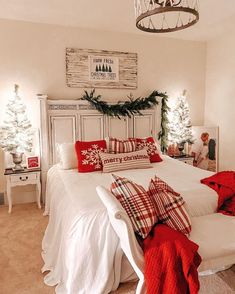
0,19,206,200
205,33,235,171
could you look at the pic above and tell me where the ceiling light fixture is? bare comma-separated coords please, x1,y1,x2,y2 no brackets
134,0,199,33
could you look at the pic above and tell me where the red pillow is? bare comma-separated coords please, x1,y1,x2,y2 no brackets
136,137,162,163
75,140,107,172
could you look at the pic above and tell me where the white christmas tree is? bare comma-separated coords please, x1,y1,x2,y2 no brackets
0,85,33,154
168,93,194,145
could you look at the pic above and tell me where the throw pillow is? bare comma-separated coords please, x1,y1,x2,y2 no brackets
75,140,107,173
57,143,77,170
100,149,151,173
110,174,158,239
148,176,191,235
135,137,162,163
107,137,136,154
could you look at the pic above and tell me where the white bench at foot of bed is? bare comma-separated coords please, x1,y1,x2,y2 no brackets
96,186,235,294
190,213,235,273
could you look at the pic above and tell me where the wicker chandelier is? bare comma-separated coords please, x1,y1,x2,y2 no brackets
134,0,199,33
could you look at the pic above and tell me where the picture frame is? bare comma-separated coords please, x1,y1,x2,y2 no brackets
190,126,219,172
66,48,138,89
26,156,40,169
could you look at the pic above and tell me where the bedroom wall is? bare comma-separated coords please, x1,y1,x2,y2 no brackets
0,19,206,202
205,32,235,171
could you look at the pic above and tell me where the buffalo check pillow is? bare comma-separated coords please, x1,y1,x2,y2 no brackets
110,174,158,239
107,137,136,154
148,176,191,235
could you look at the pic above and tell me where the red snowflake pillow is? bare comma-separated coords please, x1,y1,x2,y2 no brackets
136,137,162,163
75,140,107,172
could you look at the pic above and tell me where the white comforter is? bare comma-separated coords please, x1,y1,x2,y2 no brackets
42,155,217,294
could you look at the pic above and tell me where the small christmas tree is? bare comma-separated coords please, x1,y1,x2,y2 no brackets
168,92,194,145
0,84,33,154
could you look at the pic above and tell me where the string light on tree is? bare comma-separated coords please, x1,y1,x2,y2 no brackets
0,85,33,169
168,90,194,152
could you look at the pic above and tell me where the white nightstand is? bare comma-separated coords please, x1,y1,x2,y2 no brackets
171,155,194,166
4,168,41,213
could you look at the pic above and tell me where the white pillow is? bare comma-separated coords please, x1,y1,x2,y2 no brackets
57,143,77,170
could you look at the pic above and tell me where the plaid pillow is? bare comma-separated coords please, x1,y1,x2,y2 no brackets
148,176,191,235
107,137,136,154
110,174,158,239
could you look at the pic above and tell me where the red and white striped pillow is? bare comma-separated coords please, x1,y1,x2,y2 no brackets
148,176,191,235
110,174,158,239
107,137,136,154
100,149,151,173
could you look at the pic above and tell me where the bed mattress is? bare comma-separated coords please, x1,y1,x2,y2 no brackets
44,155,218,218
42,155,231,293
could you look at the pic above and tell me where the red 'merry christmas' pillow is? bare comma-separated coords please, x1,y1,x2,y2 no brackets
75,140,107,172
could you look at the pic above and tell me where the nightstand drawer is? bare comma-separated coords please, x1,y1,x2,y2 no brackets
181,158,194,165
171,156,194,166
4,168,41,213
10,173,37,183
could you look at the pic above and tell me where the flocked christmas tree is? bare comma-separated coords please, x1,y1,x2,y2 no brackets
0,84,33,154
168,92,194,145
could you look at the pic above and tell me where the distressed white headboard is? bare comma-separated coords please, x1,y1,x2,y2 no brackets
38,94,161,202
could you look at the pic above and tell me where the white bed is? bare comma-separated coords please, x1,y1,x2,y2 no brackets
38,96,235,293
42,155,235,293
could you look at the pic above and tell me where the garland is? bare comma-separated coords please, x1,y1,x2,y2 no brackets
81,89,169,152
158,95,170,153
81,89,167,118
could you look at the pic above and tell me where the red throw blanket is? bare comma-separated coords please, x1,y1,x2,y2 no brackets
143,224,201,294
201,171,235,216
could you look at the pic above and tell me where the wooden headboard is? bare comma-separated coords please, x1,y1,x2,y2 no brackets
38,94,161,202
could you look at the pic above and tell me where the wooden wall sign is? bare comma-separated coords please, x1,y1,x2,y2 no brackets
66,48,138,89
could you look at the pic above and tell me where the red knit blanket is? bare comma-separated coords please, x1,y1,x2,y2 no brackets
201,171,235,216
143,224,201,294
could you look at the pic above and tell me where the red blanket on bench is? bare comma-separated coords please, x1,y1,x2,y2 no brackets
143,224,201,294
201,171,235,216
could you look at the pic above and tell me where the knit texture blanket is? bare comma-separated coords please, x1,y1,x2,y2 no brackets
143,224,201,294
201,171,235,216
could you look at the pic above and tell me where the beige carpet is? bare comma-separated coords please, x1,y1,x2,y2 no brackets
0,203,235,294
